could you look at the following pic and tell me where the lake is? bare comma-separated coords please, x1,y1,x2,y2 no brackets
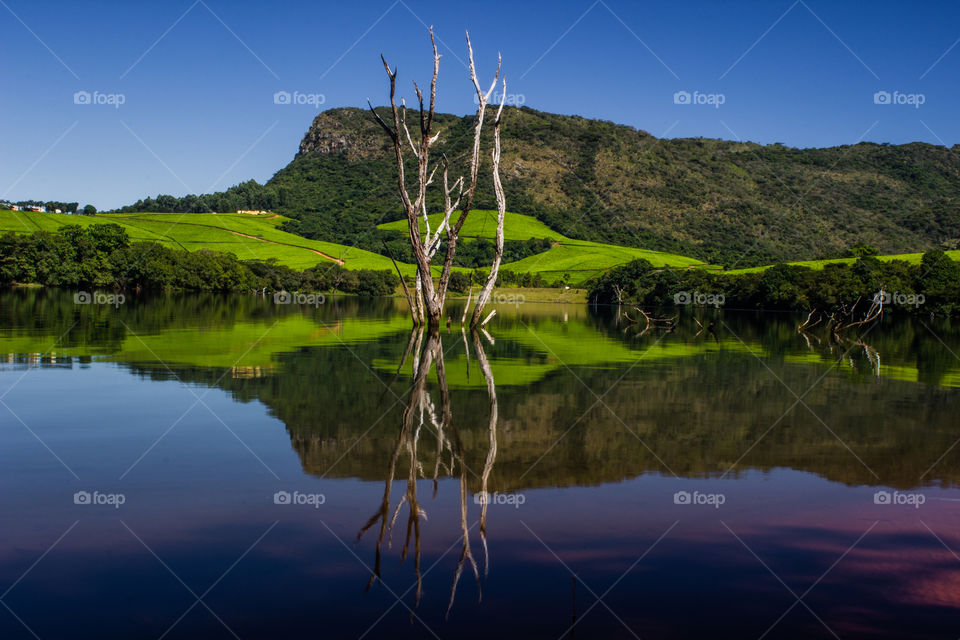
2,289,960,639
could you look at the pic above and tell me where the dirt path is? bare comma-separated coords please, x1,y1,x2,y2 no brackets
225,229,345,265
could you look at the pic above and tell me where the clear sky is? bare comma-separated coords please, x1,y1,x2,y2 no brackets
2,0,958,209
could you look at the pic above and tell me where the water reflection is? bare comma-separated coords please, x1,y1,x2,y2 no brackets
357,327,500,617
4,289,960,490
5,290,960,636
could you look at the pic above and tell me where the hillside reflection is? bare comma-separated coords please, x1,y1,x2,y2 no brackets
4,289,960,489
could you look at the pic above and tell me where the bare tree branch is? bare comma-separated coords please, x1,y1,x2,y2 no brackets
471,80,508,327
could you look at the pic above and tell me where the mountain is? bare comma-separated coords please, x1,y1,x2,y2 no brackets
120,107,960,268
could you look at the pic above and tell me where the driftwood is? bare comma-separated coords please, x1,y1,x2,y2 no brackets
791,301,884,375
797,308,824,332
796,308,825,348
834,292,884,336
693,316,717,340
622,307,677,336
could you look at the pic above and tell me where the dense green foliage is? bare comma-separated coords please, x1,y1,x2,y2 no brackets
589,251,960,314
434,268,547,292
114,107,960,268
380,233,553,268
0,224,398,295
111,180,280,215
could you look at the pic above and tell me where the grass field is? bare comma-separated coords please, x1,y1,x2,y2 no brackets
379,210,712,282
0,210,400,272
1,209,712,283
724,250,960,275
18,209,949,284
378,209,566,242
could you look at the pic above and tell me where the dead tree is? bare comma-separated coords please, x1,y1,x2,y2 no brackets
833,292,884,337
469,84,508,329
797,308,823,333
623,307,676,336
370,28,503,328
693,316,717,340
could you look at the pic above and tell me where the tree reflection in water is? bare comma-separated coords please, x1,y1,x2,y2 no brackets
357,327,499,618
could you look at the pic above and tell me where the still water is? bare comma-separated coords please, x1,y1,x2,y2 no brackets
2,290,960,639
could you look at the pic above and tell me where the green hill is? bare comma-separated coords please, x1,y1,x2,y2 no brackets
378,209,565,242
116,107,960,268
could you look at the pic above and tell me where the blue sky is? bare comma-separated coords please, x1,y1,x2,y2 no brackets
1,0,958,209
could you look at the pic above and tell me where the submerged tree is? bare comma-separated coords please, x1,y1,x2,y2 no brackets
369,28,507,329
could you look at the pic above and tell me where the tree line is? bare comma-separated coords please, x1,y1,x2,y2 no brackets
110,180,280,216
589,252,960,315
0,224,398,296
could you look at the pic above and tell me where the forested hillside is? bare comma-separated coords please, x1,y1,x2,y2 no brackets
115,107,960,268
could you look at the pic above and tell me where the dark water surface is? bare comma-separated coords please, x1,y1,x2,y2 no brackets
3,290,960,639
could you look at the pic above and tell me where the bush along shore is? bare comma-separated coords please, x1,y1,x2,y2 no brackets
589,253,960,316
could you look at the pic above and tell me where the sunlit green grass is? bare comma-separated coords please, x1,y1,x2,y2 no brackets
503,241,708,282
2,209,711,282
378,210,709,282
13,210,950,284
0,210,164,241
99,212,401,271
724,250,960,275
0,211,402,272
378,210,565,242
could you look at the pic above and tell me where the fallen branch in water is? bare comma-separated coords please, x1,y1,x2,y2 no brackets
798,308,824,332
834,292,884,336
623,307,677,336
693,316,716,339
